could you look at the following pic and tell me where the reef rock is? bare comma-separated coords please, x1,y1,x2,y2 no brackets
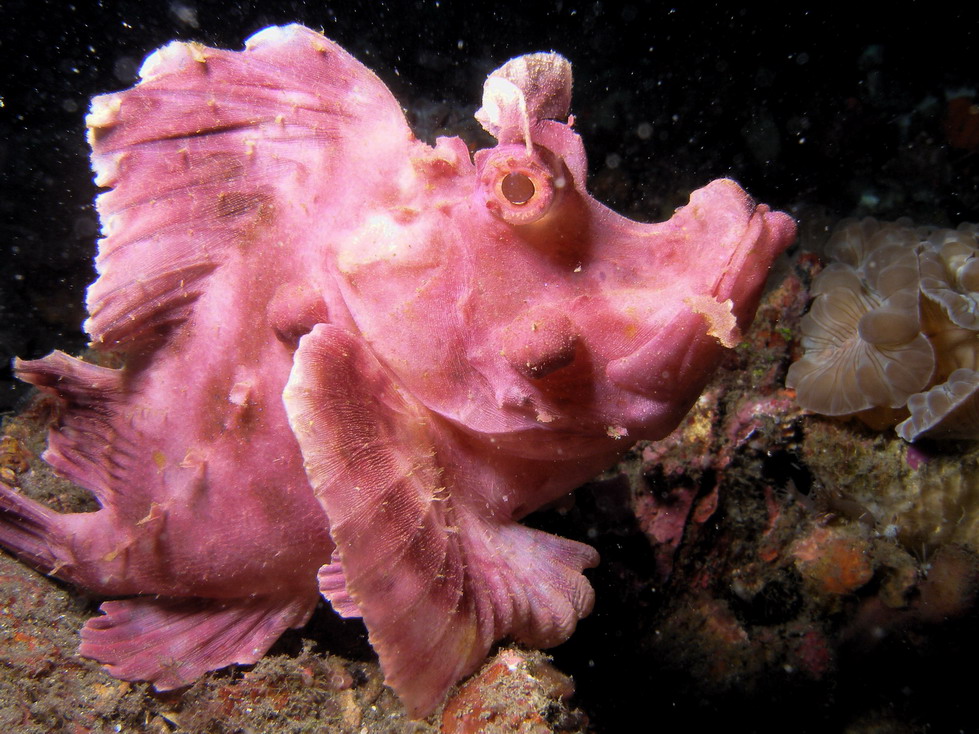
0,25,795,716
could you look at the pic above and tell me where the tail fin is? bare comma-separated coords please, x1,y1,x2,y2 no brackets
0,480,67,575
15,352,133,512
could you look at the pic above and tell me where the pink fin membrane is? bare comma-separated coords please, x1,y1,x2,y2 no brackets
79,594,316,690
285,324,598,717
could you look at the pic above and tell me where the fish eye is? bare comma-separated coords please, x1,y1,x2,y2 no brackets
501,172,536,206
477,144,562,226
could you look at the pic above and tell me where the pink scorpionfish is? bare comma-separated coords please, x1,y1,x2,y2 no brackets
0,25,795,717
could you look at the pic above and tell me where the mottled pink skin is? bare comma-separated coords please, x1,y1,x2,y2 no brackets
0,25,795,718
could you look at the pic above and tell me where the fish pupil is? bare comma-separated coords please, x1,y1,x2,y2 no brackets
501,172,535,205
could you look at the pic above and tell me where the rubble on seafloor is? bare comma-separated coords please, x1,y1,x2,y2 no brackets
2,250,979,732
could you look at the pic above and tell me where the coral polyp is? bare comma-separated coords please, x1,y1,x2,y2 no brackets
788,218,979,441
